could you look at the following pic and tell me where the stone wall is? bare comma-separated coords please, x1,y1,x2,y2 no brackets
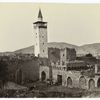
21,59,39,82
14,58,39,84
52,68,81,87
48,48,60,64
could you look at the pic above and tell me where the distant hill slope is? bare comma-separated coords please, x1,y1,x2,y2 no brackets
48,42,100,56
13,42,100,56
78,43,100,56
47,42,78,49
14,46,34,54
0,52,14,56
0,42,99,56
14,42,78,54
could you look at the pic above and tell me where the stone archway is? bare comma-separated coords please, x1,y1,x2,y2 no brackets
67,77,72,88
88,79,95,90
79,76,86,89
97,78,100,88
41,71,46,81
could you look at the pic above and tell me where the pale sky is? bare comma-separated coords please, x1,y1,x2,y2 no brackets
0,3,100,52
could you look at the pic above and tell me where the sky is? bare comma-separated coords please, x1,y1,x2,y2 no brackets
0,3,100,52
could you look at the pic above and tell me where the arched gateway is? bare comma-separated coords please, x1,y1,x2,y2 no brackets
41,71,46,81
88,79,95,90
79,76,86,89
67,77,72,88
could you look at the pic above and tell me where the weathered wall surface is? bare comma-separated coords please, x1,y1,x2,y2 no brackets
52,67,66,84
48,48,60,64
21,59,39,82
52,68,82,88
66,48,76,61
11,58,40,84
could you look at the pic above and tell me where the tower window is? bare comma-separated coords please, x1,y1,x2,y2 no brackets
42,36,44,38
63,54,64,56
43,43,44,45
43,50,44,52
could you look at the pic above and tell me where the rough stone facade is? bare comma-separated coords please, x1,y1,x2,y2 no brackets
15,58,39,84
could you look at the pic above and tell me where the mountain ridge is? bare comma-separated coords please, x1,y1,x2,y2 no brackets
0,42,100,56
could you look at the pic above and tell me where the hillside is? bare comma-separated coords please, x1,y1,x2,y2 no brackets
47,42,100,56
78,43,100,56
13,42,100,56
47,42,78,49
14,46,34,54
14,42,78,54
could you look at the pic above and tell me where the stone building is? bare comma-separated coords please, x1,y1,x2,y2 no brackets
34,9,100,91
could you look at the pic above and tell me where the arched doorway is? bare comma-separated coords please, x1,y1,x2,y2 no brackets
97,78,100,88
67,77,72,88
41,71,46,81
88,79,95,90
79,76,86,89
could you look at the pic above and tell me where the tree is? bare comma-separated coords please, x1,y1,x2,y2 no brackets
86,53,93,57
0,60,9,88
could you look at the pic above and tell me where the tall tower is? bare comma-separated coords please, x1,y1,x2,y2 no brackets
33,9,48,58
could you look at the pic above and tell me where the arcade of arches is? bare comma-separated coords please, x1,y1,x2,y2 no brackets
40,69,100,90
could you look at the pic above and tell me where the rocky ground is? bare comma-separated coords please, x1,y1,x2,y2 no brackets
0,81,100,98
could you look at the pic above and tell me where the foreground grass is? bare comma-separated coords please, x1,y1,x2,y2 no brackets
1,81,100,98
24,81,86,98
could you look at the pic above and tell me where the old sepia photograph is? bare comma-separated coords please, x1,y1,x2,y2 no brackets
0,2,100,98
